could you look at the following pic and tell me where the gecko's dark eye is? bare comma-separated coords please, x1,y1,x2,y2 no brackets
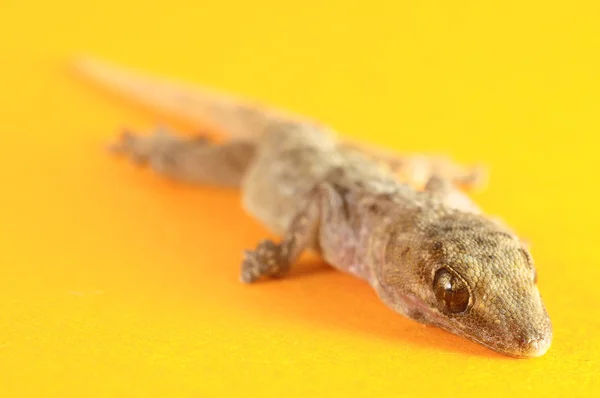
433,268,470,314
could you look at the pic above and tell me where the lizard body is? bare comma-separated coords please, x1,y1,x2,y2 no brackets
75,57,552,358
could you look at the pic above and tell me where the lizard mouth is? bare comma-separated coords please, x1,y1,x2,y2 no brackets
395,293,552,358
431,314,552,358
448,326,552,358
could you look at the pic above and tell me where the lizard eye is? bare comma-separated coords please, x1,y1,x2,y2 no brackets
433,268,470,314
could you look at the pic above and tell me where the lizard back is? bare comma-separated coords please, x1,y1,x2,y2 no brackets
241,122,419,237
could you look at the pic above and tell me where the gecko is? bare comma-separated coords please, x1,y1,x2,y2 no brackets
73,57,552,358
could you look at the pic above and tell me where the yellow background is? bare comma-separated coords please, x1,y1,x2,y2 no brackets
1,1,598,396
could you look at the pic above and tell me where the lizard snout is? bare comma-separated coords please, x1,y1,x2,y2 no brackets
514,329,552,358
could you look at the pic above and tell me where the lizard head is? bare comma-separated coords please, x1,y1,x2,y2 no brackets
377,211,552,358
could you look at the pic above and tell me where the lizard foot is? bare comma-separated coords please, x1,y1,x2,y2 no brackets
109,127,253,187
109,127,210,165
240,239,292,283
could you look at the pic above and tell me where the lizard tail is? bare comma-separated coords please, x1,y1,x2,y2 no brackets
72,56,311,140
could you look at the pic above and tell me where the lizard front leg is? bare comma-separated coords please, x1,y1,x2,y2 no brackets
340,141,486,191
424,175,482,214
387,154,486,191
240,182,347,283
110,127,255,187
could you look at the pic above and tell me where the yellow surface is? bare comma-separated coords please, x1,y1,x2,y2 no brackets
1,1,598,396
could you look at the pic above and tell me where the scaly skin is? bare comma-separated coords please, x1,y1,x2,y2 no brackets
74,57,552,358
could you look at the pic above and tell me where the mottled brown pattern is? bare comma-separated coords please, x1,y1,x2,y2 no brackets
79,56,552,358
240,123,551,358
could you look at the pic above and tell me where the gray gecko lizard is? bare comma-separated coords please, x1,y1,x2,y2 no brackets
74,57,552,358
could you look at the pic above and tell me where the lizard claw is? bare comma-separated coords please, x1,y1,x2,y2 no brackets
240,239,290,283
107,129,153,165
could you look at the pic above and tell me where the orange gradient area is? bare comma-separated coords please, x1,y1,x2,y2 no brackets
0,1,598,396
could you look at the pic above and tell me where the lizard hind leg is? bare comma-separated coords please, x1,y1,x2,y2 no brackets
110,127,256,187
